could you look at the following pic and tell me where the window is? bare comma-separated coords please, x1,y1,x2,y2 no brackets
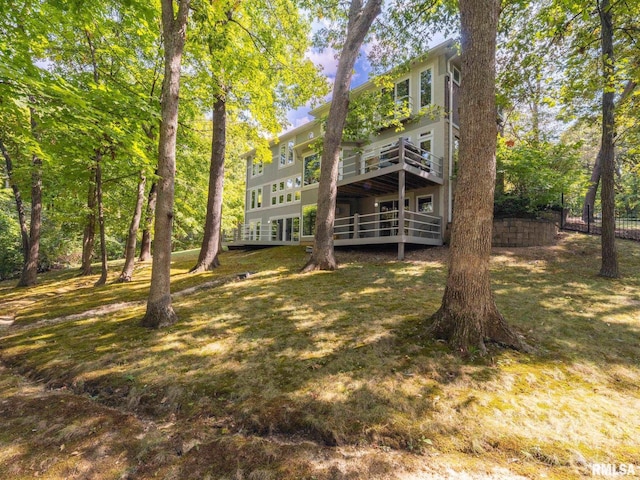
250,158,263,177
270,176,301,205
249,187,263,210
417,195,434,214
287,140,295,164
270,216,300,242
304,153,320,186
395,78,410,110
419,131,433,170
452,66,461,85
279,144,286,167
420,68,432,108
279,140,296,168
302,204,317,236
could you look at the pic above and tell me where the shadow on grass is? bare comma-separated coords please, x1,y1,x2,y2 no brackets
1,236,639,478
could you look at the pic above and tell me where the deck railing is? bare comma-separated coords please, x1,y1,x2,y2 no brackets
225,210,441,245
334,210,441,240
340,138,443,181
225,224,299,243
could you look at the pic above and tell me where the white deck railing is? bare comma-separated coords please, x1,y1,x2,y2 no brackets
340,138,443,181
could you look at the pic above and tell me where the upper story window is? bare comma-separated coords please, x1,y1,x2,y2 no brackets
250,157,263,177
303,153,320,186
279,140,296,168
452,65,461,85
420,68,432,108
395,78,410,110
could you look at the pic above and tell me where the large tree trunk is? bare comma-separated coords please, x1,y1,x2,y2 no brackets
598,0,618,278
17,107,42,287
581,80,636,222
428,0,526,355
302,0,382,272
117,171,147,282
141,0,191,328
190,93,226,273
139,179,157,261
94,152,108,286
80,165,97,275
0,139,29,263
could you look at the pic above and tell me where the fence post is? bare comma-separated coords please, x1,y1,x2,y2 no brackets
354,213,360,239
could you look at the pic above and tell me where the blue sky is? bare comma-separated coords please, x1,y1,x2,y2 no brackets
285,46,374,131
285,32,448,132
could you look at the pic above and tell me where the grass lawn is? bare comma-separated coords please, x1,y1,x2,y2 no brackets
0,233,639,479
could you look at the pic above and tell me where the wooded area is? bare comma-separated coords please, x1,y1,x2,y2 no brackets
1,0,639,350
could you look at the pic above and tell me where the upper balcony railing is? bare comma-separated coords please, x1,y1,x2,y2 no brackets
340,138,443,182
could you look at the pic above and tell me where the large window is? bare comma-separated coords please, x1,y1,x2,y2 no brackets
249,187,263,210
271,175,301,205
270,216,300,242
302,204,317,236
279,140,296,168
395,78,410,111
420,68,432,108
303,153,320,186
419,131,433,170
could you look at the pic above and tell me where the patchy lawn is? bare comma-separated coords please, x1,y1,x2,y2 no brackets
0,233,639,479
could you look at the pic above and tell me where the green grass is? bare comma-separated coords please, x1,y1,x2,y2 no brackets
1,233,639,479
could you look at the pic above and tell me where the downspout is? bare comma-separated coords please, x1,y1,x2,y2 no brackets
447,57,454,224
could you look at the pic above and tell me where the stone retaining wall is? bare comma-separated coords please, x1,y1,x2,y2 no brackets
492,216,559,247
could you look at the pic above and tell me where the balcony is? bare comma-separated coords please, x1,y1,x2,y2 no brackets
337,138,443,198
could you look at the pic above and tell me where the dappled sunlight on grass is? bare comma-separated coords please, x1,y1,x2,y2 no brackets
1,235,640,478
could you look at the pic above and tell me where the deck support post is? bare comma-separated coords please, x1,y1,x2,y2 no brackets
354,213,360,239
398,169,406,260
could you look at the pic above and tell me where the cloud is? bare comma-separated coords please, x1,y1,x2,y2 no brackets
307,48,340,79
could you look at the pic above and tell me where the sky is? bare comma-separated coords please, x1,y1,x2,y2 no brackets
284,46,374,131
285,32,448,132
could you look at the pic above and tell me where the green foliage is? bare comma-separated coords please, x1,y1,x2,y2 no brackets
495,137,586,216
0,189,23,280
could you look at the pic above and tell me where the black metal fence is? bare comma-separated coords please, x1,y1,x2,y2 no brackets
561,204,640,241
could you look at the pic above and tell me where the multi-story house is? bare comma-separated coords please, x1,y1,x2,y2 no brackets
235,40,460,259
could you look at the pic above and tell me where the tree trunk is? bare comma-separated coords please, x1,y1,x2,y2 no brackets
598,0,618,278
428,0,526,355
581,80,636,222
141,0,191,328
80,165,97,275
139,179,157,261
0,139,30,264
117,171,147,282
302,0,382,272
582,150,602,222
17,107,42,287
94,153,108,286
190,93,226,273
